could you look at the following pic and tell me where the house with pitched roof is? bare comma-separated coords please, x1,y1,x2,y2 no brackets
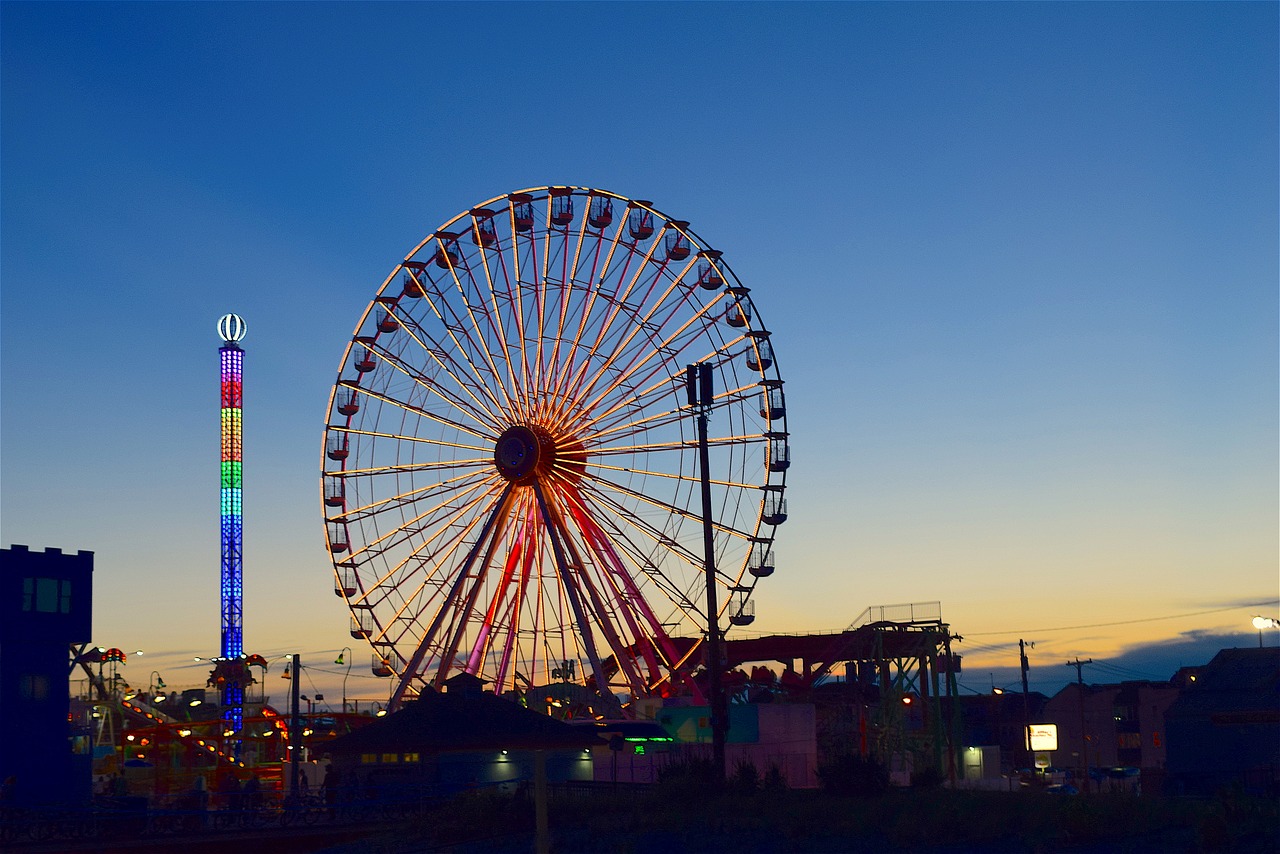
321,673,602,797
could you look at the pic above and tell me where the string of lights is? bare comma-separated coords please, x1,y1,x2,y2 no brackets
963,601,1279,637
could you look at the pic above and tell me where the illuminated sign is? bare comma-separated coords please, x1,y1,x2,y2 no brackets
1026,723,1058,752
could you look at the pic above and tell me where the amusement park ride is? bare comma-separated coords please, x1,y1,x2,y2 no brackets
321,187,790,714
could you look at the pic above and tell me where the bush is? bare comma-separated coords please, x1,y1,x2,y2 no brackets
816,754,890,797
656,755,722,796
762,763,788,793
730,760,760,793
910,763,944,789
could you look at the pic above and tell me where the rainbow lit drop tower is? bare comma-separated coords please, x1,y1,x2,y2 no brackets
217,313,247,732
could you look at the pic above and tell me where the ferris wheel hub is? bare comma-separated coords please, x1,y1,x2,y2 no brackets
494,425,552,484
494,424,589,486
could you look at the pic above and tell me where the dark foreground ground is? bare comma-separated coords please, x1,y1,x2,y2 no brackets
321,786,1277,854
4,786,1275,853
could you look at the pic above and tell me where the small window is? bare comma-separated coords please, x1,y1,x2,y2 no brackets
402,752,419,763
381,753,399,764
19,674,49,701
360,753,378,764
22,578,71,613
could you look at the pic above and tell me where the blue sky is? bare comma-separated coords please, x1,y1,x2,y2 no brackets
2,2,1276,705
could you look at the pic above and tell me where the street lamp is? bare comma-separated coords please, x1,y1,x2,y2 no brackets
1252,616,1280,648
150,671,167,703
335,647,352,713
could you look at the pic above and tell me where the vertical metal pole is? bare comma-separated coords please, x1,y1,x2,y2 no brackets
1019,639,1032,769
1066,657,1092,794
943,631,959,786
689,363,725,782
289,653,301,797
534,750,549,854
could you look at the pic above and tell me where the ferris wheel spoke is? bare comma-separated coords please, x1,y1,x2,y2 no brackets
432,492,515,687
327,456,493,480
397,269,513,424
410,261,518,419
581,382,759,447
566,486,698,608
560,236,706,404
338,467,493,524
531,482,619,704
386,300,512,430
557,268,666,410
586,459,760,492
566,482,712,616
555,224,622,402
571,303,736,435
361,492,509,635
557,237,646,402
436,248,526,421
566,268,704,424
339,352,499,441
557,486,681,682
472,499,537,684
390,482,515,706
538,206,588,409
333,422,493,451
345,475,502,572
545,491,650,693
581,469,759,546
468,230,531,420
493,205,537,415
566,476,703,571
555,236,662,410
589,434,765,456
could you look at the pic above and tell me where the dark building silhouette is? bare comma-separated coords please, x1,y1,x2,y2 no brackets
0,545,94,804
1041,679,1179,791
947,690,1048,771
323,672,601,796
1164,647,1280,796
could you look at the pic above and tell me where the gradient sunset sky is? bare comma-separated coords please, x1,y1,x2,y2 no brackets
2,2,1275,705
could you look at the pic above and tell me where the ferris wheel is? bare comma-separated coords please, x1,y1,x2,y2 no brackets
322,187,789,710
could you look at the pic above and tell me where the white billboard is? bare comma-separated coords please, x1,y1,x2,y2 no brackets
1026,723,1058,752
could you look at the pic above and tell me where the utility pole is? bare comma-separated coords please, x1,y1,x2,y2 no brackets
687,363,725,783
1019,640,1032,768
289,653,301,798
1065,657,1093,793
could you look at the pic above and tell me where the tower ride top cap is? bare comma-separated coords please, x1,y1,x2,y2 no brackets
218,314,247,343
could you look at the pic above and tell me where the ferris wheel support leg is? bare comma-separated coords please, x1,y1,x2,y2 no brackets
434,500,514,689
389,483,514,710
552,502,648,699
532,482,621,717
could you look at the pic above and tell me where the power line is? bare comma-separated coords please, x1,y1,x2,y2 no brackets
964,602,1278,637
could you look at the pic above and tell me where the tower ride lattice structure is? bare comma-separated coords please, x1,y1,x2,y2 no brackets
218,314,247,732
